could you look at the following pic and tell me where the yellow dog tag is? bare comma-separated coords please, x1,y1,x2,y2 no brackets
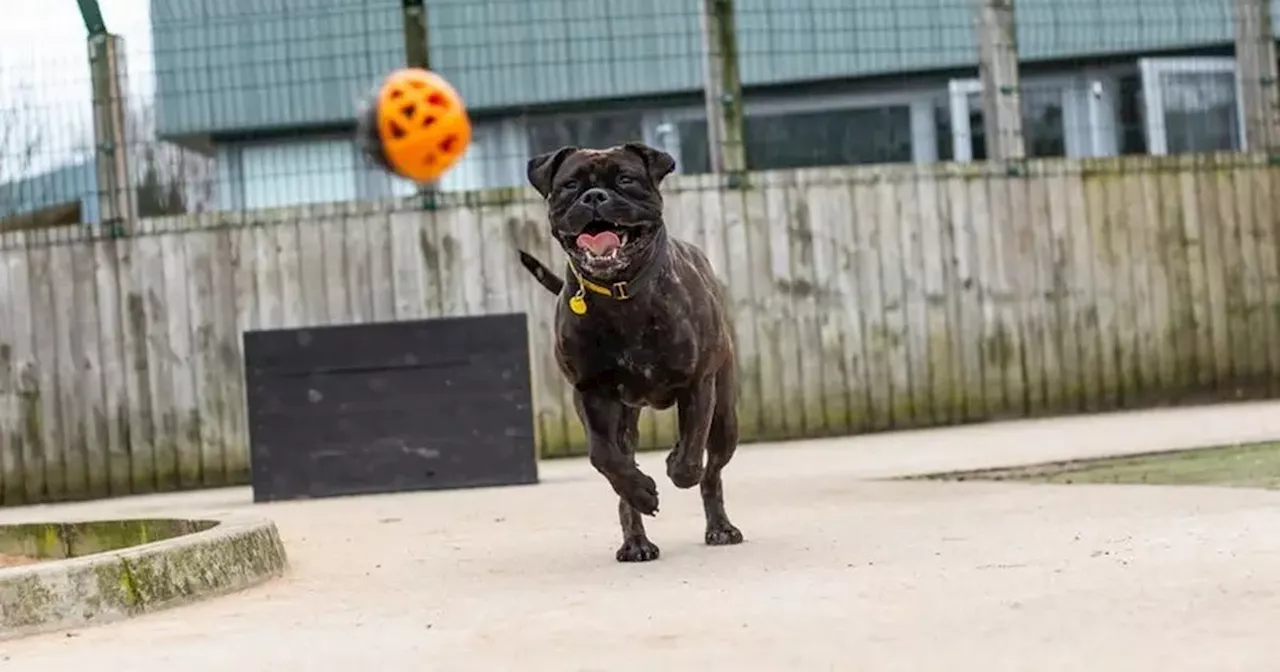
568,293,587,315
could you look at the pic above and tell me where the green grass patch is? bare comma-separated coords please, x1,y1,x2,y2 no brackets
910,442,1280,490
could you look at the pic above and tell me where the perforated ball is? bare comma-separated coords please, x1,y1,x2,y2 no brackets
361,68,472,184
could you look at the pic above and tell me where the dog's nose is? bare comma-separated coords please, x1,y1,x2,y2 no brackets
580,188,610,207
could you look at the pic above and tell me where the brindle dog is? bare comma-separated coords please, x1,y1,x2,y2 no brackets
519,142,744,562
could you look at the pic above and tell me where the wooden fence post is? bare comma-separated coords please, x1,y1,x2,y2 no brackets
399,0,440,203
700,0,747,176
974,0,1025,161
88,33,136,235
1234,0,1280,152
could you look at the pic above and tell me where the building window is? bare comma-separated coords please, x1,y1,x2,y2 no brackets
674,119,711,174
670,105,915,174
526,112,646,156
1116,74,1149,155
239,139,358,210
744,107,914,170
941,79,1071,162
1138,58,1242,155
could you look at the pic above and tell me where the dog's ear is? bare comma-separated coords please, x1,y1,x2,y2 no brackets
527,146,579,198
623,142,676,186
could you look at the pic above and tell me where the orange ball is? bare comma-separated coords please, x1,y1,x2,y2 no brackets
372,68,472,184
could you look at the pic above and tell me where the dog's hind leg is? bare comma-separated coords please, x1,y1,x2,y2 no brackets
667,376,714,489
701,363,744,546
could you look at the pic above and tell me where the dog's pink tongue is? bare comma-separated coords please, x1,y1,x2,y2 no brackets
577,231,621,255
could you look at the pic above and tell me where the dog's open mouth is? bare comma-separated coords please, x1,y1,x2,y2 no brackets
576,220,629,262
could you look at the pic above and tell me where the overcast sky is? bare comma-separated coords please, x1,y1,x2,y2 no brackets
1,0,154,177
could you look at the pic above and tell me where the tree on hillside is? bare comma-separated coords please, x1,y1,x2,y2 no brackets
0,80,45,216
125,101,215,218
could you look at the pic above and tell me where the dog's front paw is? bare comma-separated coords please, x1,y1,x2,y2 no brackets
705,521,744,546
621,471,660,516
665,451,704,489
616,537,661,562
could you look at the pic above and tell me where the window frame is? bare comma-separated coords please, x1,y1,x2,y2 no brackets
946,73,1117,163
1137,56,1244,156
649,85,946,173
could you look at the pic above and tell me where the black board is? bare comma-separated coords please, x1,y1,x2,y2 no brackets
243,313,538,503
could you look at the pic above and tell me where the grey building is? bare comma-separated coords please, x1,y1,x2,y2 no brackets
151,0,1264,211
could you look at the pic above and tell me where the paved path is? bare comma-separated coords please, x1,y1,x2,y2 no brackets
4,401,1280,671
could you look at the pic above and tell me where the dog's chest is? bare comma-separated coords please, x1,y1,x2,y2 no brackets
560,316,698,408
608,347,685,408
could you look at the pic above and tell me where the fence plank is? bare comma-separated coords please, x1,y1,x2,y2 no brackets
987,174,1028,417
183,229,219,488
1157,166,1194,397
1196,158,1232,389
0,245,19,505
1212,159,1248,391
389,211,425,321
877,173,913,427
92,239,129,497
1024,165,1059,414
252,225,281,329
366,211,397,322
71,240,108,499
718,180,763,442
827,172,872,434
1253,161,1280,391
299,215,329,324
1039,162,1070,412
965,173,1004,417
517,199,571,457
40,243,73,499
10,239,43,503
159,227,201,490
478,203,512,318
806,170,852,434
136,234,175,493
787,173,828,435
1106,168,1141,405
1138,164,1175,399
916,166,955,425
851,177,891,430
276,221,305,329
763,172,803,438
1079,170,1117,410
742,180,782,438
341,212,373,323
1013,172,1049,416
1230,161,1269,388
896,170,933,426
210,227,243,484
1178,159,1215,391
321,213,352,324
945,169,983,421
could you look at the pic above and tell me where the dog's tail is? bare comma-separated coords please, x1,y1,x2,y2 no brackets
518,250,565,295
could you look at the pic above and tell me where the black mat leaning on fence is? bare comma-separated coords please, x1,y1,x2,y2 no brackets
242,313,539,503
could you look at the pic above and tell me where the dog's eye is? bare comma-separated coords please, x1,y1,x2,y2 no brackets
561,180,579,191
617,176,636,186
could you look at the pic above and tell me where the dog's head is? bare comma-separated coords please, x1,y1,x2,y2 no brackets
526,142,676,281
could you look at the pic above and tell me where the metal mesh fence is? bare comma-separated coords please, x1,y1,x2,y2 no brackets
0,0,1276,226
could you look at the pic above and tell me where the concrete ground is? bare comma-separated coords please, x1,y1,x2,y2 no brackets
4,401,1280,672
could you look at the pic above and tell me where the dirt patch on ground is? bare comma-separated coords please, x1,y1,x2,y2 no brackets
0,553,44,569
909,441,1280,489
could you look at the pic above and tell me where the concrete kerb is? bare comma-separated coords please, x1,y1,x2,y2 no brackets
0,516,289,641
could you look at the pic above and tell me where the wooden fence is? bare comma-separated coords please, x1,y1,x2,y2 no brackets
2,153,1280,505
